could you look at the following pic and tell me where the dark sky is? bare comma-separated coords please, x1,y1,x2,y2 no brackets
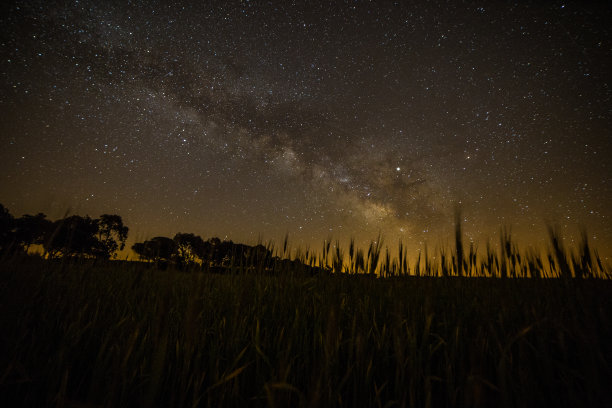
1,1,611,259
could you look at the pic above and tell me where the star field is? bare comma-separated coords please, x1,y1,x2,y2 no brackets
1,1,611,258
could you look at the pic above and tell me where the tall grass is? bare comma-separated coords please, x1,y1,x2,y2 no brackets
287,224,609,279
1,224,611,407
0,255,610,407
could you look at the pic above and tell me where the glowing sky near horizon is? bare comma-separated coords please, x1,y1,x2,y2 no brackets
1,1,611,258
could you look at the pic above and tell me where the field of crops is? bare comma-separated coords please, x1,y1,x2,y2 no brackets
1,252,611,408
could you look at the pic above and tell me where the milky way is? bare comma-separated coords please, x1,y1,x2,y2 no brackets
1,1,611,258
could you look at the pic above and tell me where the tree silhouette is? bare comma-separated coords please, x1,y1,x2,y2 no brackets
44,215,101,258
173,232,205,265
131,234,275,272
14,213,52,252
0,205,128,260
96,214,129,259
0,203,15,254
131,242,151,261
199,237,221,266
198,238,273,269
132,237,176,263
43,214,127,259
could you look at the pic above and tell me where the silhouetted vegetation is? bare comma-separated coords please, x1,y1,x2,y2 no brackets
131,235,276,271
13,213,52,252
0,203,15,254
0,203,609,279
132,236,177,264
1,257,611,407
0,203,611,407
0,204,127,259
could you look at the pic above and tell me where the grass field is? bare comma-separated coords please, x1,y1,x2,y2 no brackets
1,246,611,408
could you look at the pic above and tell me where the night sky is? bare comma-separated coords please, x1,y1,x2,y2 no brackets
1,1,611,259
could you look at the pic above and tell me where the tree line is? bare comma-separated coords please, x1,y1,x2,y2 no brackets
0,203,128,259
0,203,278,271
132,235,274,270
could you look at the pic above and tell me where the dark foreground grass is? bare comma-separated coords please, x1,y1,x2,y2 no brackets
1,256,611,407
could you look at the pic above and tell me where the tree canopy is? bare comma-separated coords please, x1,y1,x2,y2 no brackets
131,234,274,270
0,204,128,259
0,202,281,272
